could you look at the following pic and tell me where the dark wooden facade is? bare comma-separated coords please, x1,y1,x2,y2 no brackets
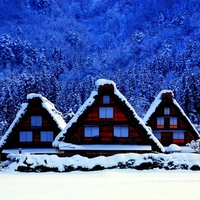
1,96,66,149
57,82,164,153
144,91,200,146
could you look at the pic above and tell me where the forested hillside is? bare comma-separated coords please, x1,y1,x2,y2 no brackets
0,0,199,135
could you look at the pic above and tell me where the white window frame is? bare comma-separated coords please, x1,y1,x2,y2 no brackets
40,131,54,142
114,125,129,137
99,107,113,118
19,131,33,142
164,107,170,115
31,116,42,126
103,95,110,104
84,125,99,137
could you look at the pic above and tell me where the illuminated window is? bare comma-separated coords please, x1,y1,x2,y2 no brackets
40,131,53,142
170,117,178,128
31,116,42,126
114,125,128,137
173,132,184,139
99,107,113,118
103,96,110,104
154,132,161,140
19,131,33,142
157,117,164,128
84,125,99,137
164,107,170,115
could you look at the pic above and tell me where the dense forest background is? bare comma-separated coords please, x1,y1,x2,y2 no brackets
0,0,200,136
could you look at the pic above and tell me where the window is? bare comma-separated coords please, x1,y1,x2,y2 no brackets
157,117,164,128
114,125,128,137
164,107,170,115
173,131,184,139
31,116,42,126
84,125,99,137
19,131,33,142
103,96,110,104
170,117,177,128
154,132,161,140
40,131,53,142
99,107,113,118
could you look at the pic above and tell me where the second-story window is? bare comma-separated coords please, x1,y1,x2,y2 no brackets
157,117,164,129
99,107,113,118
170,117,178,128
31,116,42,126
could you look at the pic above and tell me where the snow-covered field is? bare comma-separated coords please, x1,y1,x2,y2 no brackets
1,170,200,200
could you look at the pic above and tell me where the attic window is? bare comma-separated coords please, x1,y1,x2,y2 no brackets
19,131,33,142
31,116,42,126
103,95,110,104
164,107,170,115
84,125,99,137
157,117,164,129
99,107,113,118
114,125,128,137
40,131,53,142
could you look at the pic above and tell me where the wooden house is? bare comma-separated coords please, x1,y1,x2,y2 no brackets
0,93,66,157
143,90,200,146
53,79,164,157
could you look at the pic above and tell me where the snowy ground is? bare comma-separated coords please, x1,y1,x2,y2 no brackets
1,170,200,200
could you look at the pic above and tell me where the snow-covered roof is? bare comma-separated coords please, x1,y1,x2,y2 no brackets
0,93,66,148
27,93,66,130
143,90,200,137
53,79,165,153
2,148,62,154
143,90,173,123
95,79,116,89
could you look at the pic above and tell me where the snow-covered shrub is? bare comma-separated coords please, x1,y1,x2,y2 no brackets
125,159,135,169
164,161,179,170
186,139,200,153
4,153,200,172
165,144,182,153
190,164,200,171
134,159,154,170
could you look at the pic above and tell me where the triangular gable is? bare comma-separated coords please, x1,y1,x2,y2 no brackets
53,79,165,153
143,90,173,123
0,93,66,148
27,93,66,130
143,90,200,143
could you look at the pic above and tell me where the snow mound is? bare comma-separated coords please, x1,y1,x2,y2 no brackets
165,144,182,153
3,152,200,172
